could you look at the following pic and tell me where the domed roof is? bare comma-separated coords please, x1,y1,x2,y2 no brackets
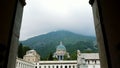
56,41,66,51
29,50,35,52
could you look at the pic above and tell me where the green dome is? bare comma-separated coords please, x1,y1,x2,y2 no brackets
57,42,66,51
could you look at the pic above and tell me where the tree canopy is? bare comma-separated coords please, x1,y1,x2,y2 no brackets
17,43,31,58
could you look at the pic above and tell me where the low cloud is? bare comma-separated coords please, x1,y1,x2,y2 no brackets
19,0,96,41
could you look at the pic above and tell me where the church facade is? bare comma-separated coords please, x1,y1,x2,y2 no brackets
53,42,70,60
23,50,40,62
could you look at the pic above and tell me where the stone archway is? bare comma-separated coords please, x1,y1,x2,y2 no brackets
1,0,120,68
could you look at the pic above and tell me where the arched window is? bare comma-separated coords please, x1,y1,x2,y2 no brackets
88,60,90,64
65,66,67,68
56,66,58,68
73,66,75,68
95,60,96,64
48,66,50,68
61,66,62,68
69,66,71,68
53,65,54,68
44,66,46,68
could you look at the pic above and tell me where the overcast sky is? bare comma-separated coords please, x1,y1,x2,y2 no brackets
19,0,96,41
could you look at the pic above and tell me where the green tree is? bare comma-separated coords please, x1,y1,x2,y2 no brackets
47,53,53,60
23,46,31,56
83,49,93,53
70,51,77,60
18,43,31,58
18,43,24,58
64,54,70,60
53,57,58,60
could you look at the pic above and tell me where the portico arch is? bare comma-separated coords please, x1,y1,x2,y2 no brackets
65,66,67,68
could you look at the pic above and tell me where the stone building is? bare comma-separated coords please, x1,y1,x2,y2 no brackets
17,49,100,68
77,50,100,68
16,58,35,68
34,50,100,68
23,50,40,62
35,61,77,68
53,42,70,60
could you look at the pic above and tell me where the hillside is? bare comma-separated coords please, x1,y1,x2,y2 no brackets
21,30,98,59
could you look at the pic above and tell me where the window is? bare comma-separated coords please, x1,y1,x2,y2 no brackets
53,66,54,68
69,66,71,68
65,66,67,68
56,66,58,68
61,66,62,68
44,66,46,68
48,66,50,68
73,66,75,68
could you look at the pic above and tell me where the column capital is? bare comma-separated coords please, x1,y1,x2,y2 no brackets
19,0,26,6
89,0,95,6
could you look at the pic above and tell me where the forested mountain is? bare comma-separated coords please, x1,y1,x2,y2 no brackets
21,30,98,59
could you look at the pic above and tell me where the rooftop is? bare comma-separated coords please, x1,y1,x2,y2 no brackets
81,53,99,59
56,41,66,51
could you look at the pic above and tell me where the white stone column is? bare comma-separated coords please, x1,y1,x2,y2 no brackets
47,65,48,68
50,65,52,68
71,65,73,68
75,65,77,68
96,60,100,64
58,65,61,68
37,65,39,68
44,65,46,68
55,65,57,68
67,65,69,68
41,65,43,68
62,55,64,60
62,65,65,68
54,65,56,68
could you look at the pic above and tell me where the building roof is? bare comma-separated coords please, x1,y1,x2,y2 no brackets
16,57,35,64
24,53,35,57
81,53,99,59
28,50,36,52
56,41,66,51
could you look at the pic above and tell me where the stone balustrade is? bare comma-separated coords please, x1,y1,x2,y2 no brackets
16,58,35,68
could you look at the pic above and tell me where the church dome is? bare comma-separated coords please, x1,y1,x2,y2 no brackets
56,42,66,51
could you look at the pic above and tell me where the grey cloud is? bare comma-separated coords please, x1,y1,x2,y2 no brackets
19,0,96,41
